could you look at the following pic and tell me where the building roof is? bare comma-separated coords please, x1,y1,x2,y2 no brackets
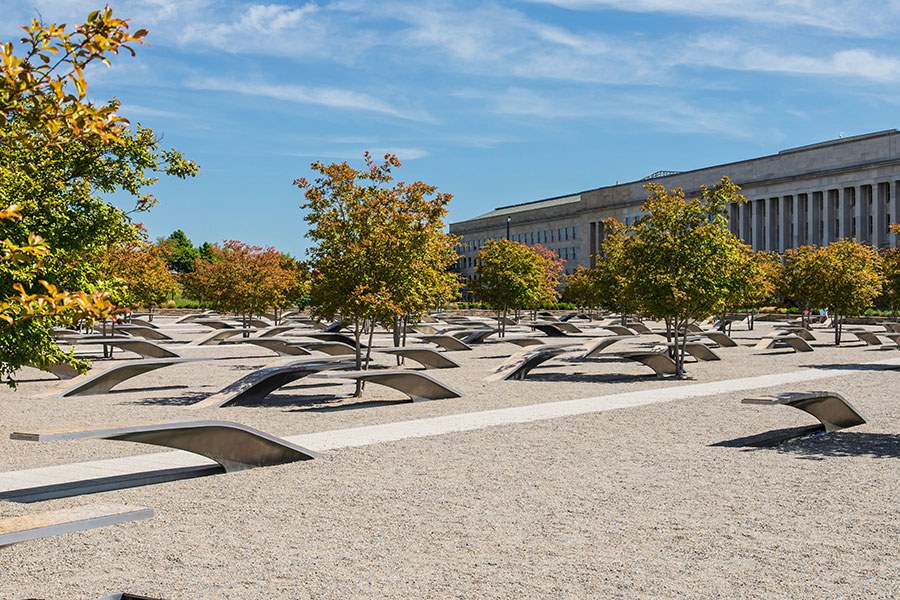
467,193,582,220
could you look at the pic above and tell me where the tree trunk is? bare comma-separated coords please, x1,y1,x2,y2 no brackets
834,312,842,345
353,319,363,397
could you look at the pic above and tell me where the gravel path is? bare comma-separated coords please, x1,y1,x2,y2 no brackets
1,317,897,598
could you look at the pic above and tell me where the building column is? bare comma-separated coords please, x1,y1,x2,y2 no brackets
855,185,871,243
752,199,765,250
825,189,839,243
794,194,806,247
765,198,777,251
891,182,900,246
874,182,889,248
728,202,740,236
809,192,822,245
780,195,794,251
740,201,752,245
839,187,855,239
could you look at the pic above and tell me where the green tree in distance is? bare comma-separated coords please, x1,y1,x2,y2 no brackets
472,239,554,336
186,241,297,328
805,239,884,345
159,229,200,274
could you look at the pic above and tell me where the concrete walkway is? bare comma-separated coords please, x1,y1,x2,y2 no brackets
3,357,899,501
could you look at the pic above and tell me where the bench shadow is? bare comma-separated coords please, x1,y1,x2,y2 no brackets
801,362,900,372
524,371,656,384
108,384,189,395
712,430,900,459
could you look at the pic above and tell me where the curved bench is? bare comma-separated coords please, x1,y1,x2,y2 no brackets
580,335,636,359
23,362,81,380
378,347,461,369
190,358,353,408
238,338,313,356
845,329,883,346
486,345,578,381
332,370,463,402
454,328,496,345
754,333,814,352
741,392,866,446
295,341,357,356
194,319,236,330
112,325,173,341
624,321,651,334
301,332,361,347
528,323,572,337
59,358,206,397
0,503,154,547
616,351,677,376
601,325,637,336
665,342,721,361
11,421,321,471
698,330,738,347
418,335,472,352
77,338,180,359
195,329,248,346
502,337,546,348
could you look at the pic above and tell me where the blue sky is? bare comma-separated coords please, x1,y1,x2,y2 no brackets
4,0,900,256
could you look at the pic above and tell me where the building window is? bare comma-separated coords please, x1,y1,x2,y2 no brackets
573,226,577,239
565,227,569,240
572,247,577,261
564,247,569,260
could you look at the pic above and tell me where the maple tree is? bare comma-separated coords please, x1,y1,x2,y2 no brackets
0,8,195,382
185,241,299,328
102,240,177,312
471,239,557,336
881,225,900,317
296,152,458,391
621,177,749,377
801,239,883,345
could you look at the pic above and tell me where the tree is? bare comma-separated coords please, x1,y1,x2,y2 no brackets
159,229,200,274
880,224,900,318
0,205,109,384
295,152,458,392
562,266,601,313
0,9,198,292
806,239,884,345
780,245,822,328
529,244,564,316
187,241,297,328
103,241,177,312
592,220,639,323
471,239,553,336
621,177,749,377
1,9,194,380
719,249,779,332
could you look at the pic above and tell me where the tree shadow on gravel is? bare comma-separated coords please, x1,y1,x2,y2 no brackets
129,391,210,406
713,430,900,459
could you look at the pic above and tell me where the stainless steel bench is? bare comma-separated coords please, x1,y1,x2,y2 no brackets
12,421,322,470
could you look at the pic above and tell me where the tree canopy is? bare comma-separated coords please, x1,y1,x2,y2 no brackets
296,152,458,389
472,239,560,335
0,8,197,382
619,177,749,376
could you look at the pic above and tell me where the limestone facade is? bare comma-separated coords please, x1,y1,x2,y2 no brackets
449,129,900,282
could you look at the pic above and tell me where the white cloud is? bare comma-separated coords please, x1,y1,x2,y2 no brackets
678,36,900,81
190,77,434,122
528,0,900,37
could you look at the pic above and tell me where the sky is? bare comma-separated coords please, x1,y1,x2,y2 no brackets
4,0,900,256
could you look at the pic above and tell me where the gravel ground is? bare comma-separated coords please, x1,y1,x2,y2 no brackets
0,316,898,599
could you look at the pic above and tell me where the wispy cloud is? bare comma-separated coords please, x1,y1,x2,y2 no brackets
528,0,900,37
678,36,900,81
190,77,434,122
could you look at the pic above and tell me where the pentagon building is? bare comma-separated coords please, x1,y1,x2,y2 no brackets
450,129,900,283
